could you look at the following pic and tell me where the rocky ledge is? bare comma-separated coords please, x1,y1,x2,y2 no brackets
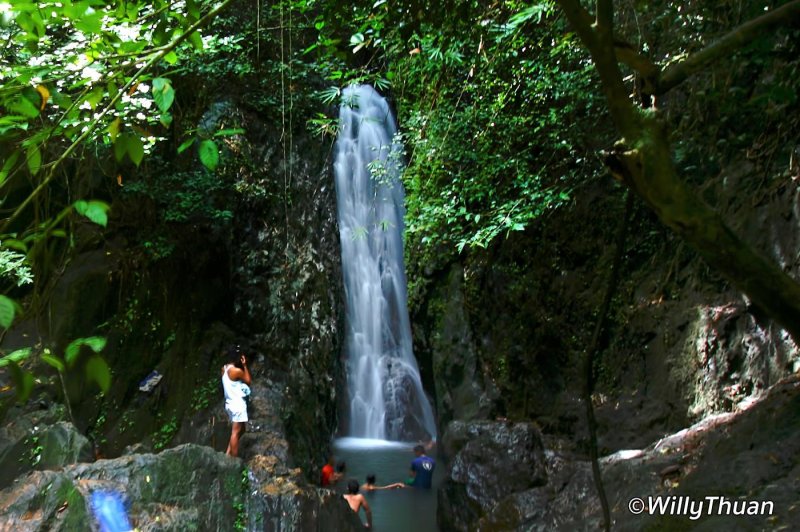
438,374,800,531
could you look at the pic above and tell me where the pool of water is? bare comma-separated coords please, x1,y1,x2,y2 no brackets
334,438,442,532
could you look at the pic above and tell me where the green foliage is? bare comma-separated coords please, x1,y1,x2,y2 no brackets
0,0,236,409
23,433,44,467
393,2,601,255
191,377,220,412
198,140,220,171
0,295,18,328
0,0,231,195
123,168,234,226
64,337,107,368
73,200,110,228
234,467,250,531
153,414,179,451
304,0,604,257
2,348,34,402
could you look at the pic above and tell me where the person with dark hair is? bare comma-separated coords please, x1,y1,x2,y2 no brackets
362,473,405,491
221,345,251,457
405,444,435,488
343,479,372,528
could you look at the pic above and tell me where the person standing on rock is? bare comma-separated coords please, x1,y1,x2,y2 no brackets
406,444,435,488
222,345,251,457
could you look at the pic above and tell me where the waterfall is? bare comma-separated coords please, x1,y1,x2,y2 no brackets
333,85,437,442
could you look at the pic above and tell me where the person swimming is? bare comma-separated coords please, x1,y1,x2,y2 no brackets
361,473,405,492
343,479,373,528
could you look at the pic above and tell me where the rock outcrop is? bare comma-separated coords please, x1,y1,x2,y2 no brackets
0,405,92,490
437,375,800,530
0,443,363,531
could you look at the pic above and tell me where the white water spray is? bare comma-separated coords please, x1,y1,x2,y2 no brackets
333,85,437,441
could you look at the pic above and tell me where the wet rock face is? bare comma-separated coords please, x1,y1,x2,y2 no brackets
438,421,548,530
229,119,345,475
245,454,363,531
416,264,499,428
0,443,364,532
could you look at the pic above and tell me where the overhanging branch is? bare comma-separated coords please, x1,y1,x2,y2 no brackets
656,0,800,94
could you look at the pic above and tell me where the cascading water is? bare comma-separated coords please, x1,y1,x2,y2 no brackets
333,85,437,442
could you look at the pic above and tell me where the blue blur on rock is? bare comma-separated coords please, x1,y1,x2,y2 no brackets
91,490,132,532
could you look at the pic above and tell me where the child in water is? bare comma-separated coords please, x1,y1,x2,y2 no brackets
361,473,405,491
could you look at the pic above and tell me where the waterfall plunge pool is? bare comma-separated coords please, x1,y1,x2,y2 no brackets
334,437,443,532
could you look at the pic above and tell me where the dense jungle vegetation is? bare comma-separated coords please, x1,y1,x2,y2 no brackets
1,0,799,482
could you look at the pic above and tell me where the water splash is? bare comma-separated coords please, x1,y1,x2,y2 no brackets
90,490,132,532
333,85,437,442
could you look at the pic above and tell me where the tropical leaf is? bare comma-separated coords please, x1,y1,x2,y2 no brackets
0,295,16,328
85,355,111,392
41,353,65,373
198,139,219,170
74,199,110,227
64,336,107,368
0,348,32,367
26,144,41,175
152,77,175,114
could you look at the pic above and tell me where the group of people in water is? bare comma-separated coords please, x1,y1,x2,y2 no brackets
324,444,436,528
220,346,436,528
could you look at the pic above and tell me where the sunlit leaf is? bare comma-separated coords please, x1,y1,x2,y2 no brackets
115,133,144,166
73,12,103,34
0,151,20,185
65,336,107,368
85,355,111,392
107,118,121,142
127,135,145,166
8,96,39,118
26,144,42,175
152,77,175,113
0,348,31,367
74,199,110,227
188,31,204,50
198,139,219,170
177,138,195,154
0,296,16,328
41,353,65,373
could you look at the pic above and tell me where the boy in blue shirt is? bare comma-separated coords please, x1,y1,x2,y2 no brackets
406,444,435,488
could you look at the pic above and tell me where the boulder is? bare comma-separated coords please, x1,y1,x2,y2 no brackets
438,421,547,530
440,375,800,531
0,406,92,489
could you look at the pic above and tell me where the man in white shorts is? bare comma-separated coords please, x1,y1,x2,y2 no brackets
221,346,251,457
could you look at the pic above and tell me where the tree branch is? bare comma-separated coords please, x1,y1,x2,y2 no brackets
596,0,614,31
558,0,597,49
613,40,658,78
558,0,637,136
656,0,800,94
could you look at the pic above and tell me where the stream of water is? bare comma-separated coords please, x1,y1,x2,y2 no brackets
333,84,437,442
